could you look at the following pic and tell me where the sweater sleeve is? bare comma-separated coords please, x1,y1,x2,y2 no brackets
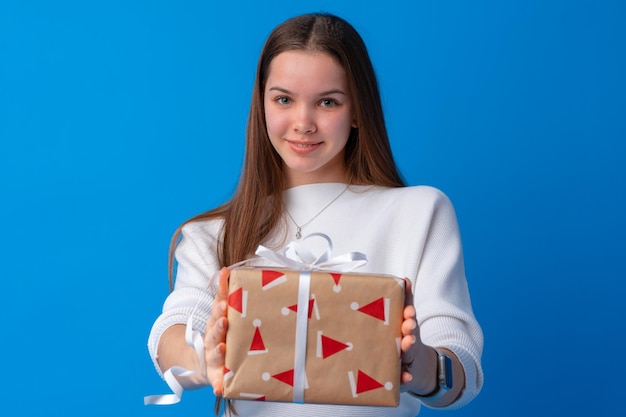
412,188,484,409
146,220,222,377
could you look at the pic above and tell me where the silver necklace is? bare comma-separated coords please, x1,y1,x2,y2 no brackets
285,182,351,239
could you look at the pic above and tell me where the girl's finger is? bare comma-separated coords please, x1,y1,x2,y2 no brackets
403,278,414,307
401,316,417,336
206,315,228,348
206,341,226,367
205,342,226,396
216,267,230,301
205,299,227,331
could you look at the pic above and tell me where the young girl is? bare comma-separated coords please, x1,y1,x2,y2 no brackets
148,12,483,416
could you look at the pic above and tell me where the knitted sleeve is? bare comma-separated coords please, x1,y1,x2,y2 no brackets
411,189,484,409
146,220,222,377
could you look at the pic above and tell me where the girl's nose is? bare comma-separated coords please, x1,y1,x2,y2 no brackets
293,105,316,134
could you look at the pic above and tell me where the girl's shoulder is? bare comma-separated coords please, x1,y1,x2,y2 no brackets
357,184,453,206
180,216,224,242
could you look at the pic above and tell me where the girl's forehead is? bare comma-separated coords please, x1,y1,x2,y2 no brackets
265,50,348,93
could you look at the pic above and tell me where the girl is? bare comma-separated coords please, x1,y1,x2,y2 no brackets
148,12,483,416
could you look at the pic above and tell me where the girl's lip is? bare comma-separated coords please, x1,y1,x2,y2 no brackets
286,140,322,154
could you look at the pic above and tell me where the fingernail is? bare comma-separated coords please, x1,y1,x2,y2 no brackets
217,318,224,330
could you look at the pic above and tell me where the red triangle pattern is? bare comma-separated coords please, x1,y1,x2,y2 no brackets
287,299,315,318
321,335,349,359
249,327,265,351
228,287,243,313
262,270,285,287
358,297,386,321
272,369,294,386
329,273,342,285
356,370,383,393
226,270,400,403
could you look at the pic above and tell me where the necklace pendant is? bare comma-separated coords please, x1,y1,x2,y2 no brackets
286,182,351,241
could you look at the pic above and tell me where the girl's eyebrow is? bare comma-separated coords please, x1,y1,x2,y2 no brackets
267,86,347,96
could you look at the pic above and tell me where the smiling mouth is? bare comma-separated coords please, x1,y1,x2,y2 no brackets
287,140,322,153
290,141,320,148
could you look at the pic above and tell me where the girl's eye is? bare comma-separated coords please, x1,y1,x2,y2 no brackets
320,99,338,107
276,96,291,105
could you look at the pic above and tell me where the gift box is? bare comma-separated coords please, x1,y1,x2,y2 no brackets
223,267,405,406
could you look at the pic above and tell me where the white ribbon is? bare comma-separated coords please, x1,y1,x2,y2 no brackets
292,270,311,403
255,232,367,273
144,233,366,406
255,233,367,403
144,305,206,405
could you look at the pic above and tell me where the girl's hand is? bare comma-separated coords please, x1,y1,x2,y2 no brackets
204,267,230,396
400,278,438,394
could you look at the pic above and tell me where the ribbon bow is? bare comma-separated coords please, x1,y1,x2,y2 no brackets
255,232,367,272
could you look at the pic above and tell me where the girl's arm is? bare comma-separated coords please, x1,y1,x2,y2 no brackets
156,268,230,394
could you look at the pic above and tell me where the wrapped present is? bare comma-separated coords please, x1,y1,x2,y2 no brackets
223,266,405,406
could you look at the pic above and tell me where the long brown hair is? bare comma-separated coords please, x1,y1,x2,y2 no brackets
168,12,405,290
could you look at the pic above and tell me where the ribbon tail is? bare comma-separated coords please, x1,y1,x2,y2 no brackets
144,309,205,405
144,366,190,405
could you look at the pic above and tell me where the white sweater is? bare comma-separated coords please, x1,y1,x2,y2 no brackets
148,183,484,416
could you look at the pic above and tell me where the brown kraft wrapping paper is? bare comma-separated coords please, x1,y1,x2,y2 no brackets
223,267,405,406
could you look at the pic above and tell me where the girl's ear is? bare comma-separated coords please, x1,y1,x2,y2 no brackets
352,119,358,128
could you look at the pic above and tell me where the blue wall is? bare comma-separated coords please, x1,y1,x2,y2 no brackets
2,0,624,415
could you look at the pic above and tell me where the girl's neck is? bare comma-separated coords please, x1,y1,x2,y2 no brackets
285,167,350,189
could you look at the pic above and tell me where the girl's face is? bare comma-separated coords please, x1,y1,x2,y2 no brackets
264,50,355,187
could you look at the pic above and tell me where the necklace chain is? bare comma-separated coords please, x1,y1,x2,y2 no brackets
285,182,351,239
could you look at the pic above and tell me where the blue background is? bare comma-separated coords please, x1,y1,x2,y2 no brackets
2,0,624,415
